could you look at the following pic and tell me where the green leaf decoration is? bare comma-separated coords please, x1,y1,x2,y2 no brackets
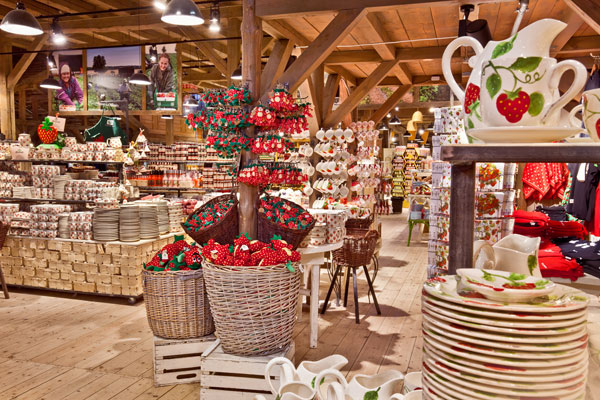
535,279,550,288
508,273,526,281
482,270,495,282
310,376,326,388
509,57,542,73
528,92,544,117
285,261,295,273
174,234,184,242
486,73,502,98
363,387,381,400
467,118,474,129
528,255,538,274
491,34,517,59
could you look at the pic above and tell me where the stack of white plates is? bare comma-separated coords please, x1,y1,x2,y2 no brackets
139,204,159,239
12,186,33,198
92,208,119,241
156,201,169,234
58,214,69,238
119,204,140,242
53,175,70,200
421,270,589,400
167,202,184,233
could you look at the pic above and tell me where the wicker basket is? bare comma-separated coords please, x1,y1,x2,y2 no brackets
345,213,374,230
142,269,215,339
333,229,379,267
181,194,238,245
257,196,315,249
202,260,301,356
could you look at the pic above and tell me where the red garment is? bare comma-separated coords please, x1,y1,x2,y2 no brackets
522,163,569,201
538,239,584,281
546,220,588,240
593,184,600,236
512,210,549,237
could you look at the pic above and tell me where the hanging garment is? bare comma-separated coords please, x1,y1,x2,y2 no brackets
566,163,600,221
584,68,600,92
522,163,570,201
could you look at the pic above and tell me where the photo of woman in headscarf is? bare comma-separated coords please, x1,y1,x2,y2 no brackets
148,52,175,108
56,62,83,107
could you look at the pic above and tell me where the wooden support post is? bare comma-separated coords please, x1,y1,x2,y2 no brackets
322,74,341,122
448,163,475,274
263,8,366,98
338,79,353,128
165,118,174,145
370,85,412,124
239,0,262,237
227,18,242,85
260,39,293,97
323,54,402,128
308,64,324,127
0,44,15,139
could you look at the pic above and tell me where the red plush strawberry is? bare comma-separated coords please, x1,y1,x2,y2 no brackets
464,84,480,115
249,239,266,252
496,90,530,123
271,235,292,251
234,233,251,247
184,247,201,266
38,117,58,144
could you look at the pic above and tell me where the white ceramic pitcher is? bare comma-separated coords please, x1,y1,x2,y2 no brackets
317,368,405,400
473,234,541,277
441,18,567,133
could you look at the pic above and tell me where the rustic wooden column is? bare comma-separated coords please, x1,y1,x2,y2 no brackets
448,162,476,274
0,44,15,139
239,0,262,237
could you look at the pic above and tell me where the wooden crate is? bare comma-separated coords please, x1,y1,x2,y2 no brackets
153,334,217,387
200,341,295,400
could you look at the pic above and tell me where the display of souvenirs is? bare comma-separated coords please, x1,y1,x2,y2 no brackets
259,196,314,230
200,235,300,268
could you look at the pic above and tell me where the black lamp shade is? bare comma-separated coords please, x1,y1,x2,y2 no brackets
161,0,204,26
184,97,199,107
389,116,402,126
467,19,493,47
1,2,43,36
231,66,242,80
130,72,151,86
40,76,61,90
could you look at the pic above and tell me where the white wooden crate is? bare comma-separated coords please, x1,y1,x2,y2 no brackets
152,334,217,386
200,340,295,400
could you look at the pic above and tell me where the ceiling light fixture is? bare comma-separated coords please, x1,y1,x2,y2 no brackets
0,2,43,36
161,0,204,26
149,44,158,63
47,53,56,70
418,128,425,135
161,114,173,119
389,116,402,126
184,96,199,108
386,113,392,119
50,17,66,45
394,106,399,112
231,65,242,80
40,75,61,90
209,3,220,32
153,0,167,10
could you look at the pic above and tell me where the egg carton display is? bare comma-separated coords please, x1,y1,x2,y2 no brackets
68,212,94,240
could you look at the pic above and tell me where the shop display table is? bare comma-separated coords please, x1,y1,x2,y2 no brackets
441,144,600,274
1,233,178,303
298,242,343,348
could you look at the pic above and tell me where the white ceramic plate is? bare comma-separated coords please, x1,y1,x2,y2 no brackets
423,303,587,335
422,345,589,384
423,334,586,368
423,323,588,359
457,269,555,302
423,298,588,329
422,313,587,344
468,126,582,143
422,294,587,322
422,319,588,352
423,357,586,397
423,276,589,313
422,380,461,400
423,342,588,376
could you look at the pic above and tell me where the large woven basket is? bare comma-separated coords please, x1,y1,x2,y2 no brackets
333,229,379,267
257,196,315,249
181,193,238,245
202,260,301,356
142,269,215,339
345,213,374,230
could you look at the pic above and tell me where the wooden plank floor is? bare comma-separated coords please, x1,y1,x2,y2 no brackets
0,215,427,399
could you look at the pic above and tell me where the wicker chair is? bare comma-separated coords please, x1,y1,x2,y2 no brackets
0,222,9,299
320,229,381,323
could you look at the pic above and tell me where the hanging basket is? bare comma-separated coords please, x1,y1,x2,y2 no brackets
202,260,301,356
142,268,215,339
181,193,238,245
257,195,315,249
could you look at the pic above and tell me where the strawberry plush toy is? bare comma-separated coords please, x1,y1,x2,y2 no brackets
38,117,58,144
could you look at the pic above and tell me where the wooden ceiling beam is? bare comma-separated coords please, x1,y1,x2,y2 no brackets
550,8,585,57
564,0,600,34
262,19,310,46
178,27,228,76
322,73,341,121
370,84,412,124
324,46,453,64
307,64,325,126
323,53,402,128
558,36,600,55
256,0,514,19
262,8,367,98
260,39,294,96
8,33,48,89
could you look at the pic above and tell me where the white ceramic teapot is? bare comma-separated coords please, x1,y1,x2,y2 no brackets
442,18,567,133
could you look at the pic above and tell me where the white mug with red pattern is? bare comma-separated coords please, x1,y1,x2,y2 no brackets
479,57,586,128
569,88,600,141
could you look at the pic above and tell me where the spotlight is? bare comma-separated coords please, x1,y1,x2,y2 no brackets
47,54,56,70
154,0,167,10
209,3,220,32
209,20,220,33
51,18,66,45
386,113,392,119
149,44,158,63
130,71,151,85
231,65,242,80
161,0,204,26
389,116,402,126
0,2,43,36
40,75,61,90
418,128,425,135
394,106,399,112
429,107,436,113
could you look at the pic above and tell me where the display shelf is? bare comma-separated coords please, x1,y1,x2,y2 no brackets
0,197,96,204
144,159,236,165
3,159,125,165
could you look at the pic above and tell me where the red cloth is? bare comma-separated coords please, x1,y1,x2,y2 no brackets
512,210,549,237
593,184,600,236
522,163,569,201
546,220,588,240
538,239,584,281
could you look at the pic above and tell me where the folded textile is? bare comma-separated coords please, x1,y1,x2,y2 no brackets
512,210,549,225
523,163,570,201
538,238,584,280
547,220,588,240
536,205,567,221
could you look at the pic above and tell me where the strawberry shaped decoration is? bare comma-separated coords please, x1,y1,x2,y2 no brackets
38,117,58,144
496,90,530,123
144,237,203,272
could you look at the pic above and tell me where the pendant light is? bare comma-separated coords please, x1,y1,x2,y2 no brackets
154,0,167,10
184,96,199,108
389,116,402,126
50,18,66,45
46,53,56,71
40,75,61,90
231,65,242,80
130,0,152,86
411,110,423,123
1,2,43,36
208,2,220,32
161,0,204,26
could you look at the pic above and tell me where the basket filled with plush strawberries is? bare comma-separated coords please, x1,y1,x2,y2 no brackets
201,233,302,356
181,193,238,245
256,194,315,249
142,235,215,339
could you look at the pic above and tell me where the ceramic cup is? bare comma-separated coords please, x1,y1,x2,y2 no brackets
316,129,326,141
479,57,586,127
569,88,600,141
